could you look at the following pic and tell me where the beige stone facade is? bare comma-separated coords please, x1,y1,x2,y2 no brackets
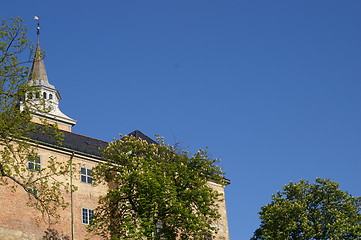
207,182,230,240
0,145,229,240
0,140,230,240
0,144,106,240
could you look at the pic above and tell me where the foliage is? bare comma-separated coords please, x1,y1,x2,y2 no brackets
42,228,70,240
0,17,70,222
90,135,226,240
251,178,361,240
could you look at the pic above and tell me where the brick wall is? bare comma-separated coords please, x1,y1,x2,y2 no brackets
0,145,230,240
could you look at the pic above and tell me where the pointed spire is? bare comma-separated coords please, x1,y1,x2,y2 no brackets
29,39,49,84
25,16,77,132
29,16,49,84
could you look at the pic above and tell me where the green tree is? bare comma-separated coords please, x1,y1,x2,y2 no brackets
90,135,226,240
252,178,361,240
0,17,70,222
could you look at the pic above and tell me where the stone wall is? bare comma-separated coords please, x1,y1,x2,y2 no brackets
0,145,105,240
208,181,230,240
0,144,230,240
0,228,41,240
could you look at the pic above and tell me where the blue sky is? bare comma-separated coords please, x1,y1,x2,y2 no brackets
2,1,361,239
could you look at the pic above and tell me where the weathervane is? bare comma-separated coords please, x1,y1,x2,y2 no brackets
34,16,40,36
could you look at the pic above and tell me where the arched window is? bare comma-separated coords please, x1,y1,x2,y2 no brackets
49,94,53,100
43,92,47,99
27,93,33,99
35,92,40,99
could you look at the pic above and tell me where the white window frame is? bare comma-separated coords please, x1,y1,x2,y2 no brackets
82,208,94,225
28,154,41,171
27,187,38,196
80,167,93,184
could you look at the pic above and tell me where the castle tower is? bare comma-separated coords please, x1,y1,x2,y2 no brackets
25,39,77,131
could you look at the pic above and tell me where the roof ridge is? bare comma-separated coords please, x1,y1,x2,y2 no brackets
63,130,108,143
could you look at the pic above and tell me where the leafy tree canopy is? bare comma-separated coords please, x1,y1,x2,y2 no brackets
252,178,361,240
0,17,70,222
90,135,226,240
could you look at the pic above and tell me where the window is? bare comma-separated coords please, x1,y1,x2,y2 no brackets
28,154,41,171
80,167,93,184
35,92,40,98
27,187,38,196
43,92,47,99
154,222,163,238
204,233,212,240
49,94,53,100
82,208,94,224
27,93,33,99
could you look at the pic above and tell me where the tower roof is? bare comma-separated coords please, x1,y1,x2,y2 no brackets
26,38,77,131
29,39,50,85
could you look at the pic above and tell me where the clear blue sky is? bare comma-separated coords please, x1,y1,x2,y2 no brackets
2,1,361,239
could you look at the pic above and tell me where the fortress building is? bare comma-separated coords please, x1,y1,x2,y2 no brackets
0,37,230,240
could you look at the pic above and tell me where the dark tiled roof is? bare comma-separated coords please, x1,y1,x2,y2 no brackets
61,131,108,157
28,125,229,184
28,125,155,158
127,130,158,145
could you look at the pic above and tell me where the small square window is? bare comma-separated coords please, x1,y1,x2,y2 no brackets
28,154,41,171
82,208,94,225
27,187,38,196
80,167,93,184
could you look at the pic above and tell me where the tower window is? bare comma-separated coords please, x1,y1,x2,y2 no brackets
28,154,41,171
35,92,40,98
27,93,33,99
80,167,93,184
49,94,53,100
82,208,94,224
43,92,47,99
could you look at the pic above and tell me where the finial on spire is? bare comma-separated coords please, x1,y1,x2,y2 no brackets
34,16,40,37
